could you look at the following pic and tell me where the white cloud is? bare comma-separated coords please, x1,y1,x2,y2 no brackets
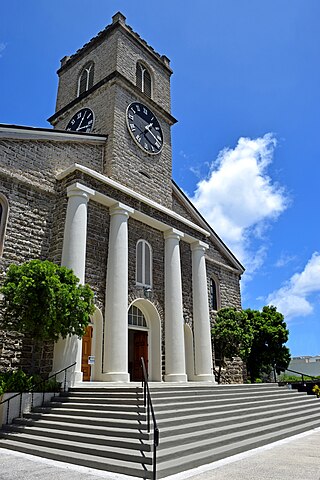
274,252,297,268
267,252,320,319
190,133,288,275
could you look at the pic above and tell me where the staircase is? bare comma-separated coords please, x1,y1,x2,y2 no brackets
1,383,320,479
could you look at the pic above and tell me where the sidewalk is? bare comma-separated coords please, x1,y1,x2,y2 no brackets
0,427,320,480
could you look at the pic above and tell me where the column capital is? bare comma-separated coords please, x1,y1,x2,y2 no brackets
66,182,95,200
164,228,184,241
109,202,134,217
191,240,209,252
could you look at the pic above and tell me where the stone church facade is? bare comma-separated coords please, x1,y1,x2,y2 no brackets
0,13,244,384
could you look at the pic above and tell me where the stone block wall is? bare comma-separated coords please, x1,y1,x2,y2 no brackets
0,330,23,372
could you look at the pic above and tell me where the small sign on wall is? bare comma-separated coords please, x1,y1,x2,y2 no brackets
88,356,95,365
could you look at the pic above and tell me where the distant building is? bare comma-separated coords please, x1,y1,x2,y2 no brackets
286,356,320,377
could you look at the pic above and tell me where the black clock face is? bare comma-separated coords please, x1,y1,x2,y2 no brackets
126,102,163,155
66,108,95,133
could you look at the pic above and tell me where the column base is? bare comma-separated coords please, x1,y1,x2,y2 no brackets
164,373,188,382
193,374,216,383
99,372,130,382
72,370,84,385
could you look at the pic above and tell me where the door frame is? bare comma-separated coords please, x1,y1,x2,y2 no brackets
128,299,162,382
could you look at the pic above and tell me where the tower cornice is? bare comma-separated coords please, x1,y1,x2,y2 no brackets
57,12,172,76
48,70,177,126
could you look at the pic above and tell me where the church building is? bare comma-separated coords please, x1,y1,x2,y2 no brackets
0,12,244,384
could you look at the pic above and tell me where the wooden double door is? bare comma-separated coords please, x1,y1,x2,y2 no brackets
81,326,149,382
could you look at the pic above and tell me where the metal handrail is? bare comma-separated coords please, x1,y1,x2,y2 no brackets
141,357,159,480
0,361,76,425
275,365,319,383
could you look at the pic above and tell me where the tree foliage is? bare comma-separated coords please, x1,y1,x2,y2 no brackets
0,259,95,342
212,305,290,383
244,306,290,382
212,307,253,383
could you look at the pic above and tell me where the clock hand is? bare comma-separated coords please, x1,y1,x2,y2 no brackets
77,124,92,131
76,111,87,131
145,123,161,143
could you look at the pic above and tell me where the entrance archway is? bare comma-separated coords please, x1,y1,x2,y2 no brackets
128,299,162,382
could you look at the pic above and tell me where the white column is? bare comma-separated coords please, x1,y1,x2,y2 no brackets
191,241,215,382
102,203,133,382
164,228,187,382
53,183,94,384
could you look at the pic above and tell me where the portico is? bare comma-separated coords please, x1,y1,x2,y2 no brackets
52,167,216,384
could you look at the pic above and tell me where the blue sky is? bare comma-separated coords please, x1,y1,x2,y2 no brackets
1,1,319,357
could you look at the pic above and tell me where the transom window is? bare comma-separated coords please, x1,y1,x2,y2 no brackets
128,305,147,328
136,62,152,98
78,62,94,96
136,239,152,287
210,278,219,311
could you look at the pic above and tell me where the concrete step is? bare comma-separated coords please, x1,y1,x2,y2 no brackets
22,412,149,430
53,395,145,406
57,390,302,408
156,417,320,478
158,400,320,440
0,438,154,479
1,383,319,479
31,406,147,421
49,400,145,412
157,409,320,456
0,431,153,465
10,417,150,439
1,424,152,451
155,396,320,427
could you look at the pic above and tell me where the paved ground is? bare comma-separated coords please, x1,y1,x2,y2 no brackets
0,427,320,480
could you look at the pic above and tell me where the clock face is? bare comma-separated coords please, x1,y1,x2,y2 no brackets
126,102,163,155
66,108,95,133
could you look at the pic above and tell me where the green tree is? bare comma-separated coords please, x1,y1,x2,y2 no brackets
0,260,95,373
244,306,290,382
212,307,253,383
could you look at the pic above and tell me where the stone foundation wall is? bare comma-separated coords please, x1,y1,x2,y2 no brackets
0,330,53,377
223,357,247,384
0,330,23,372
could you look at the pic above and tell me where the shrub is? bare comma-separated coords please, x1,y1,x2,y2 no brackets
0,370,61,395
312,385,320,398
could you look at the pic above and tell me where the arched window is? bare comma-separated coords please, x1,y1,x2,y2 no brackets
210,277,219,311
136,62,152,98
128,305,147,328
0,194,9,257
78,62,94,96
136,239,152,287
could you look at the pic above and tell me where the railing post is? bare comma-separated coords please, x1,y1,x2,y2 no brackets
6,399,10,425
19,393,23,417
273,366,277,383
140,357,159,480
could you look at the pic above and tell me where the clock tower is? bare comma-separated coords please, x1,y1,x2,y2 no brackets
48,12,177,208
